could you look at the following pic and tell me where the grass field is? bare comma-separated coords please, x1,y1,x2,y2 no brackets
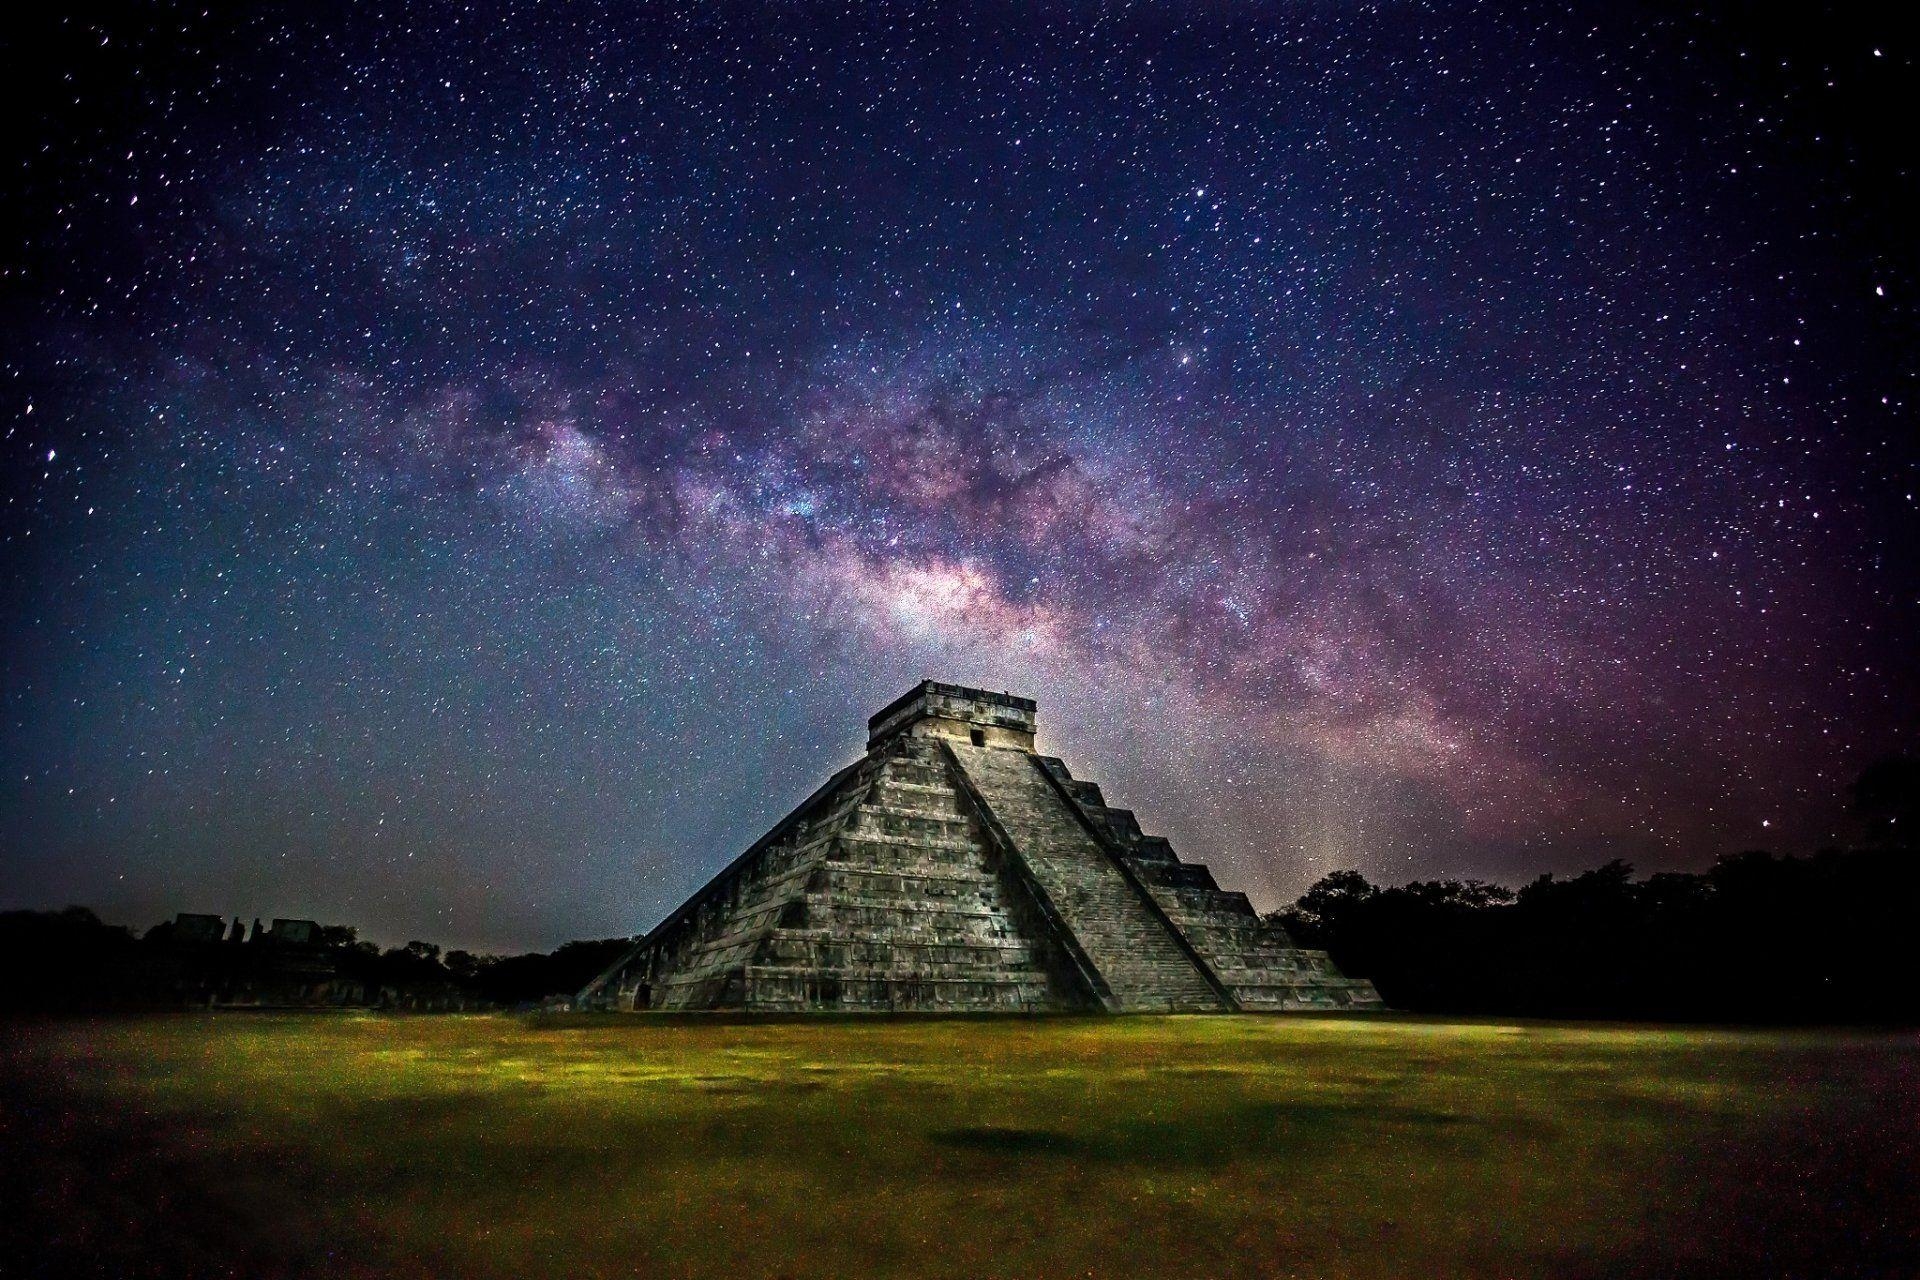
3,1013,1916,1279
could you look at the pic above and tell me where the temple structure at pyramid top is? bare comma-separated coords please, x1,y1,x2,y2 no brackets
580,681,1382,1013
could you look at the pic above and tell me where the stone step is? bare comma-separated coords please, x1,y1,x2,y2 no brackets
875,758,948,788
806,882,1006,909
1128,861,1224,892
868,779,966,814
767,926,1037,949
801,902,1021,935
833,829,984,857
1088,806,1143,841
759,937,1043,970
803,888,1014,917
817,862,999,890
1170,907,1270,929
742,968,1057,1012
849,805,978,842
820,842,993,875
1232,980,1384,1010
748,966,1051,987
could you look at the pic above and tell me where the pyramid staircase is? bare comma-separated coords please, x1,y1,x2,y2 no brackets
580,682,1381,1014
591,735,1086,1012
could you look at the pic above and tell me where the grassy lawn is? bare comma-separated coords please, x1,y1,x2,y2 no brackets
4,1013,1916,1279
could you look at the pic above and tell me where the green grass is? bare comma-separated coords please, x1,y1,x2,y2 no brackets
5,1013,1916,1278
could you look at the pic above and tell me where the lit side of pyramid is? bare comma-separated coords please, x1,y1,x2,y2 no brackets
581,682,1382,1013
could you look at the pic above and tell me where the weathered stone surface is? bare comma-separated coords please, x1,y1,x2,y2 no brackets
946,741,1225,1012
580,682,1382,1013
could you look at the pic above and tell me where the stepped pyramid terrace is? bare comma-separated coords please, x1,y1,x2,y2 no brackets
581,682,1383,1014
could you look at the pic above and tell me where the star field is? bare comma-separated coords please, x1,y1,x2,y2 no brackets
2,3,1915,951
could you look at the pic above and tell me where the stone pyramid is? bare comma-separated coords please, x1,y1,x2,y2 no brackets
580,682,1381,1013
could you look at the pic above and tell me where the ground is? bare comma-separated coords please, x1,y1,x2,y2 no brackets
3,1013,1916,1279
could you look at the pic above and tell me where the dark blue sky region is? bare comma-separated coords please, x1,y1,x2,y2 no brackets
3,3,1914,951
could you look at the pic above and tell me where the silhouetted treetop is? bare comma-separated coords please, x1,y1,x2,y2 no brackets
1851,754,1920,844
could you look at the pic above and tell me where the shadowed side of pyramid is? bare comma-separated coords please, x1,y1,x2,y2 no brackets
579,682,1383,1014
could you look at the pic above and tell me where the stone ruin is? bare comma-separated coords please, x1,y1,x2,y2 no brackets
580,681,1382,1013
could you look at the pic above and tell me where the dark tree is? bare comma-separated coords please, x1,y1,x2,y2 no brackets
1272,844,1920,1023
1851,755,1920,845
0,907,146,1010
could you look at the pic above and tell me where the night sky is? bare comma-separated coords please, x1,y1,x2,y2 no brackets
3,3,1914,953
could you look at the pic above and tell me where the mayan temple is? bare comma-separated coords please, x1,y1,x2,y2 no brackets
580,682,1382,1013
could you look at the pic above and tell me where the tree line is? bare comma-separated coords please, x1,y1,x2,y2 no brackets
1269,755,1920,1022
0,909,630,1012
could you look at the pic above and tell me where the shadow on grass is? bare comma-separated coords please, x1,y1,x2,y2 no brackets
932,1099,1491,1172
931,1125,1091,1155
